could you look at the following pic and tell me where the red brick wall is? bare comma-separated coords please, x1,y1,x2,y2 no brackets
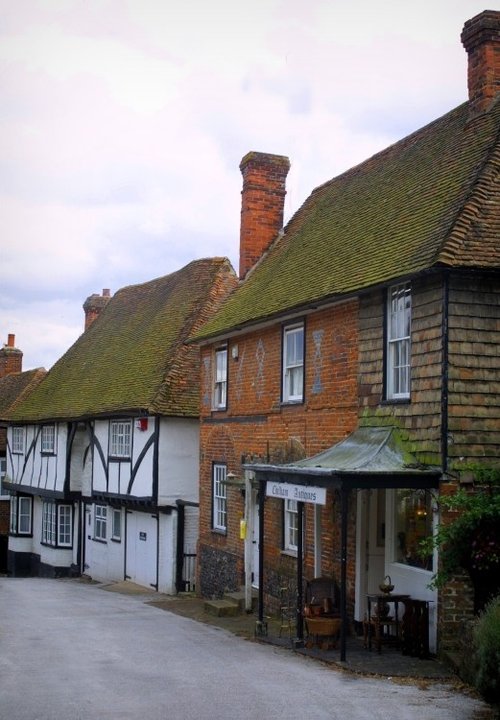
198,300,359,611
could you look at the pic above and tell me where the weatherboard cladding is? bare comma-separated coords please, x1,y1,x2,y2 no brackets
195,100,500,341
8,258,236,423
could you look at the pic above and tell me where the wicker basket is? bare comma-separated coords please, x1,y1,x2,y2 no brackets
305,616,341,637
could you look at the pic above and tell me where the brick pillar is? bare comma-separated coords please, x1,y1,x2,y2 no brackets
0,334,22,378
239,151,290,280
83,288,111,330
461,10,500,116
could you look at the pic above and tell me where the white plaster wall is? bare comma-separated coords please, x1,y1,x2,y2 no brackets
126,419,155,497
92,418,155,497
70,426,92,494
92,422,109,493
157,418,199,505
157,512,176,594
7,424,67,493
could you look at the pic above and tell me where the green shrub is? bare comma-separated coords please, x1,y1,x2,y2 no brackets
473,595,500,705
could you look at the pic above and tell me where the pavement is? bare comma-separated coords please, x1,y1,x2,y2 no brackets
100,579,459,682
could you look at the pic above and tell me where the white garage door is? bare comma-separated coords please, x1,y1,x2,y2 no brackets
125,511,158,590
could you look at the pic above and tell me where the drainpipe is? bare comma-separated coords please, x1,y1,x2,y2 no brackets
257,479,266,633
340,485,348,662
243,470,254,612
441,272,450,474
295,501,304,645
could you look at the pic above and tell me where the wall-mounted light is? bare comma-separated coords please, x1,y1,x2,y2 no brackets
231,344,239,360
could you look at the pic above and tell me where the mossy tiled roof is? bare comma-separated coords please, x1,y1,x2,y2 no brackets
195,100,500,341
8,258,235,423
0,369,47,421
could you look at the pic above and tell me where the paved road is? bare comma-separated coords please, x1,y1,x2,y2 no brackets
0,578,493,720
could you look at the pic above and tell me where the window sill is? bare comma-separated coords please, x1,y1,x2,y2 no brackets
92,537,107,544
381,397,411,406
212,528,227,537
280,549,298,559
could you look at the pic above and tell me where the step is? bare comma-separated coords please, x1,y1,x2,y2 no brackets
203,598,240,617
224,589,258,612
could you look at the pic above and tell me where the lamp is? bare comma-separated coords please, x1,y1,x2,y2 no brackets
222,472,244,487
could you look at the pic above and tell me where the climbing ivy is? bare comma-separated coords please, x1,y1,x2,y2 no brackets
420,467,500,612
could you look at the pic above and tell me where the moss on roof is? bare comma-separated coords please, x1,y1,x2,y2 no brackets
0,369,47,420
8,258,236,423
195,100,500,341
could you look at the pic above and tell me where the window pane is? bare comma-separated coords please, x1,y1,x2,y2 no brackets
112,509,121,540
41,425,55,453
10,497,17,533
283,326,304,401
394,489,433,570
111,421,131,457
285,499,298,551
58,505,72,546
213,349,227,409
387,284,411,398
18,497,32,534
12,428,24,454
95,505,107,540
213,464,227,531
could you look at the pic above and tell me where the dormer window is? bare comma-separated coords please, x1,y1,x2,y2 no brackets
386,283,411,400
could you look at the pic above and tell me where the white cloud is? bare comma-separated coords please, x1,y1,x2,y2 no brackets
0,0,491,370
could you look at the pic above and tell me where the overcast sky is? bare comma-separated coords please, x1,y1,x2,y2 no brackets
0,0,488,370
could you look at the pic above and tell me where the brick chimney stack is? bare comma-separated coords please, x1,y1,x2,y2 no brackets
239,151,290,279
461,10,500,116
0,334,23,378
83,288,111,330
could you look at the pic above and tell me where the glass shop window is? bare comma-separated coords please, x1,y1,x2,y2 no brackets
394,489,433,571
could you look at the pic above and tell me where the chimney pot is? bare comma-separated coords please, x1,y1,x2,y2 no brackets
83,289,112,331
7,333,15,348
239,151,290,279
461,10,500,116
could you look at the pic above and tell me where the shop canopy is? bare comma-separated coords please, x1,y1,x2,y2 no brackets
244,426,441,661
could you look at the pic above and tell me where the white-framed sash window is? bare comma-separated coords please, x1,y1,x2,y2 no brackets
386,283,411,400
112,509,121,541
213,347,228,410
12,427,25,454
58,505,72,546
283,324,304,402
212,463,227,532
41,424,56,454
0,456,6,497
41,501,73,547
95,504,107,541
110,420,132,458
284,498,299,552
10,495,32,535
